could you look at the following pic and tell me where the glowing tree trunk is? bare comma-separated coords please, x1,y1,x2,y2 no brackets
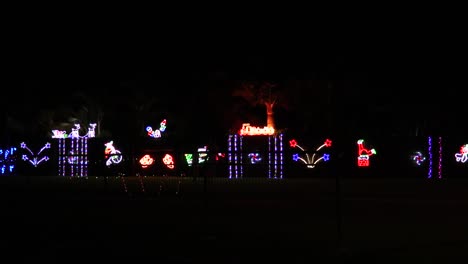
266,102,275,129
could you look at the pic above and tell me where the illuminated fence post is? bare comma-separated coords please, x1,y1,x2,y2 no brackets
427,136,443,179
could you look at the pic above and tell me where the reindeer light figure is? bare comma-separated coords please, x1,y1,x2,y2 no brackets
290,139,332,169
357,139,376,167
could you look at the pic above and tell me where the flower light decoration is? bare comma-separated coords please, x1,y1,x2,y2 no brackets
290,139,332,169
20,142,51,167
104,141,122,167
146,119,167,139
357,139,376,167
455,144,468,163
162,154,175,169
139,154,154,168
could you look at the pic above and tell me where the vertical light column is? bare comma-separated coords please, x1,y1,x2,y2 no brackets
428,136,433,178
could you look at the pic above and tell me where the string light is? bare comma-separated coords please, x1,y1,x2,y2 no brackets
428,136,433,178
438,137,443,179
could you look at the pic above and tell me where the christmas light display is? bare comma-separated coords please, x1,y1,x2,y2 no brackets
104,141,122,167
146,119,167,138
239,123,275,136
184,153,193,166
455,144,468,163
20,142,51,167
216,153,226,161
228,134,243,178
290,139,332,169
197,146,208,164
357,139,376,167
411,151,426,166
53,124,95,177
0,147,16,175
184,146,210,166
248,152,262,164
139,154,154,168
162,154,175,169
51,123,97,139
228,133,284,178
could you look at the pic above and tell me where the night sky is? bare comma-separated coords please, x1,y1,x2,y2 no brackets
3,29,465,146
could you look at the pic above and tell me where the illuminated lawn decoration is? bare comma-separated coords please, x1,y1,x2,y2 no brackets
184,153,193,166
248,152,262,164
455,144,468,163
162,154,175,169
184,146,210,166
52,123,97,139
0,146,17,175
139,154,154,168
146,119,167,138
20,142,51,167
228,133,283,179
411,151,426,166
198,146,208,164
357,139,376,167
239,123,275,136
104,141,122,167
54,124,94,177
290,139,331,169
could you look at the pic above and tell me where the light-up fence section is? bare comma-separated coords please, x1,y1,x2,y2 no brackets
228,123,283,179
52,123,96,177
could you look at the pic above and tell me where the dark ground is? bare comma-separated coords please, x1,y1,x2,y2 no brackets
1,176,468,263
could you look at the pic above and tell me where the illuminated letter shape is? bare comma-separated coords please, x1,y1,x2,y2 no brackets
412,151,426,166
139,154,154,168
455,144,468,163
162,154,175,169
104,141,122,166
290,139,332,169
357,139,376,167
239,123,275,136
20,142,51,167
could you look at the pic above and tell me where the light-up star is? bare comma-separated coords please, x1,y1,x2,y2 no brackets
323,154,330,162
292,154,300,161
289,139,298,148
